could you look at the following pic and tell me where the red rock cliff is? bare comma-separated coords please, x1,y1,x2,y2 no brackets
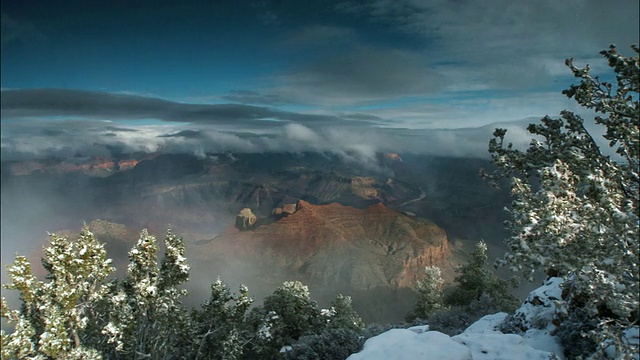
195,200,454,291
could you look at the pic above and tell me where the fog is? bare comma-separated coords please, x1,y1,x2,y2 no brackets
0,90,590,322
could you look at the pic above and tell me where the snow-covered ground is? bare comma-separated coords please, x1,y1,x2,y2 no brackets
348,312,557,360
348,277,640,359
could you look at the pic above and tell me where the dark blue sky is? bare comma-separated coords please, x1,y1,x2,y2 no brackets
1,0,638,160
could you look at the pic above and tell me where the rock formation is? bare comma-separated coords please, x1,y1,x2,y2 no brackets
194,200,456,322
272,203,298,216
384,152,403,162
235,208,257,230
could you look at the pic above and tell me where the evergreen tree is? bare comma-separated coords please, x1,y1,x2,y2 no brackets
189,278,253,360
324,294,364,332
444,241,519,312
262,281,322,343
484,45,639,358
102,228,191,359
406,266,445,322
1,227,114,359
246,281,323,358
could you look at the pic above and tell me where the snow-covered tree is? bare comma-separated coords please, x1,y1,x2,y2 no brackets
1,227,114,359
102,228,191,359
245,281,324,358
406,266,445,322
444,241,519,312
324,294,364,332
262,281,322,343
189,278,253,360
484,45,639,358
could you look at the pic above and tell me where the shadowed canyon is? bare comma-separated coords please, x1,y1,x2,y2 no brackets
1,151,515,323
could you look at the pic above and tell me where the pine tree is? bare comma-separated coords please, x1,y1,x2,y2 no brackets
484,45,639,358
444,241,518,312
189,278,253,360
325,294,364,332
102,228,191,359
406,266,445,322
246,281,323,358
1,227,114,359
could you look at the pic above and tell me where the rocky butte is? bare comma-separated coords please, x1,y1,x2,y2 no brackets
191,200,455,322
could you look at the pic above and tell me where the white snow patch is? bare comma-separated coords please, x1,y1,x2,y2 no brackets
407,325,429,334
463,312,507,334
347,329,471,360
452,333,554,360
523,328,564,357
348,279,571,359
512,277,564,332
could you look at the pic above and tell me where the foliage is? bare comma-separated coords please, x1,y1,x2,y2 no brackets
1,225,369,359
405,266,445,322
244,281,323,358
324,294,365,332
444,241,519,313
553,307,599,359
281,328,365,360
1,228,114,359
428,293,510,336
102,228,191,359
188,279,253,360
483,45,639,358
406,241,518,329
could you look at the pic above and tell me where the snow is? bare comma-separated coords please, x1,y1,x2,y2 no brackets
512,277,563,332
347,329,471,360
452,333,552,360
407,325,429,334
348,314,558,360
462,312,507,334
604,326,640,360
348,278,568,360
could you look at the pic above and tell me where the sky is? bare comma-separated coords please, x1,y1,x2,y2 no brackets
1,0,638,161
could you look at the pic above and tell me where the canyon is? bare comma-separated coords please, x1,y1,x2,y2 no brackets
1,151,511,322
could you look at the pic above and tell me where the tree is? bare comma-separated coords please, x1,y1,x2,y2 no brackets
324,294,364,332
406,266,445,322
444,241,519,312
244,281,323,358
102,228,191,359
484,45,639,358
189,278,253,360
1,228,114,359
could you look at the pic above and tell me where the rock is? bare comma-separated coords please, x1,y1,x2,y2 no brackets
235,208,257,230
195,201,455,323
272,203,299,216
383,152,403,162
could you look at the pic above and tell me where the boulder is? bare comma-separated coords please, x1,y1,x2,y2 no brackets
236,208,257,230
272,203,299,216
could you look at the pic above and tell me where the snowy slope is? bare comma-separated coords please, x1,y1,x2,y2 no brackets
348,312,558,360
348,277,640,359
348,278,566,360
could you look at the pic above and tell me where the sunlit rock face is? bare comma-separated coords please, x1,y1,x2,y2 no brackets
235,208,257,230
7,157,140,177
193,200,454,322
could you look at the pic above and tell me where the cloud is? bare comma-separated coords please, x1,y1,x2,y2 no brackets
2,107,536,165
0,13,44,45
335,0,639,91
0,89,372,127
284,123,322,144
221,90,288,105
280,24,357,47
157,130,205,139
229,46,447,106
